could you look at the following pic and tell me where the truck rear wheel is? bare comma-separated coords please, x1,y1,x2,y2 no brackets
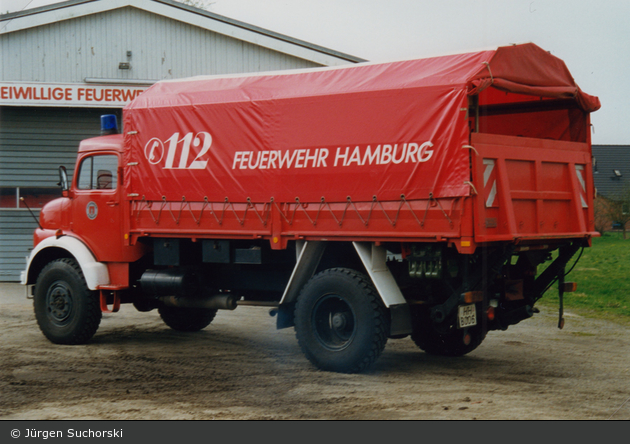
411,308,486,356
158,306,217,332
34,258,102,344
294,268,389,373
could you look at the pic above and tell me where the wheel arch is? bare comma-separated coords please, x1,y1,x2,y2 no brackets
277,241,412,336
21,236,110,290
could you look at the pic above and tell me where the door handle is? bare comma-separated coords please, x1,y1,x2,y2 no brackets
106,200,119,207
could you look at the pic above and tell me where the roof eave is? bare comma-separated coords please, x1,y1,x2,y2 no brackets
0,0,365,66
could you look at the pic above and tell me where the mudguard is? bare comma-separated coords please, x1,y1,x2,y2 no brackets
21,235,110,290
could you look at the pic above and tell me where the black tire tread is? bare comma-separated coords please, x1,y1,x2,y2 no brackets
34,258,101,345
158,306,217,332
294,268,389,373
410,308,486,357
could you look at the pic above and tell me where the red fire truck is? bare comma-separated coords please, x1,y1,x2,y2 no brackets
22,43,600,373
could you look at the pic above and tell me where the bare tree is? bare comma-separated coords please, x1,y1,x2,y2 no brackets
175,0,214,10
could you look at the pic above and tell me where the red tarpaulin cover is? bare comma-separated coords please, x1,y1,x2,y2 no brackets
123,43,599,205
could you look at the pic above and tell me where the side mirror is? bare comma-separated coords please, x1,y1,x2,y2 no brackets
58,166,69,192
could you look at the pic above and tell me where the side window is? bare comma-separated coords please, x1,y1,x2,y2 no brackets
77,155,118,190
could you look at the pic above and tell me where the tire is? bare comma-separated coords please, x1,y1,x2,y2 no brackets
158,306,217,332
294,268,389,373
410,308,486,357
33,258,102,345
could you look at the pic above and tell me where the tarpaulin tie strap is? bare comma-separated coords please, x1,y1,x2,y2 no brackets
206,197,225,225
276,197,365,228
462,145,479,156
275,196,381,227
167,196,227,226
464,181,479,195
272,198,314,226
273,197,319,226
346,197,367,227
482,61,494,85
133,195,454,230
194,196,226,226
318,198,341,226
177,196,253,227
402,195,422,227
273,199,295,225
198,197,210,225
221,198,243,226
166,197,190,225
134,196,167,225
247,197,270,227
223,198,270,227
296,197,317,226
373,196,395,227
421,193,453,228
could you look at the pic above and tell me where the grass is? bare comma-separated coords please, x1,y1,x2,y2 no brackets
536,232,630,325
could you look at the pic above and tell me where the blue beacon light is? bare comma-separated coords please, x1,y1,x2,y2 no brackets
100,114,119,135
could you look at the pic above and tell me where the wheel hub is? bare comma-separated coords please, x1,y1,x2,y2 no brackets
47,282,73,323
312,295,356,351
331,312,347,329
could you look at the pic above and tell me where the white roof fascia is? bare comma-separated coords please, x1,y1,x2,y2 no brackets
140,0,355,66
0,0,132,33
0,0,362,67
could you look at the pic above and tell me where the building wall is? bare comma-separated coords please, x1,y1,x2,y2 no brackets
592,145,629,200
0,211,40,281
0,107,118,188
1,7,320,84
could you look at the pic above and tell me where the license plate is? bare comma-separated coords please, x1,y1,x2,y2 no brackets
457,304,477,328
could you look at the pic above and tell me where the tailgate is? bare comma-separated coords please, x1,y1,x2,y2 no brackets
470,133,595,243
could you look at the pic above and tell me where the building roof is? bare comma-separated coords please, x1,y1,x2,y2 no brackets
0,0,365,66
592,145,630,199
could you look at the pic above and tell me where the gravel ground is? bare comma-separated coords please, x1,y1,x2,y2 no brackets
1,282,629,420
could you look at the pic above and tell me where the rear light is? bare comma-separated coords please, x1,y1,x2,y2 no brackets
561,282,578,293
487,306,495,321
462,291,483,304
463,333,471,346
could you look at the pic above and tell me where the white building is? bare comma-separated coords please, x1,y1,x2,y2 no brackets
0,0,363,281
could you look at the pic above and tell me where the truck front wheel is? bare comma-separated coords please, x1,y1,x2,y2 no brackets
158,306,217,332
294,268,389,373
34,258,102,344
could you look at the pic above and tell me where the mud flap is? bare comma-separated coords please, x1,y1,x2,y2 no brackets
353,242,412,336
389,303,412,337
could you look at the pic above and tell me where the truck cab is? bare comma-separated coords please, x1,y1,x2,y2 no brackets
67,135,126,261
22,119,146,344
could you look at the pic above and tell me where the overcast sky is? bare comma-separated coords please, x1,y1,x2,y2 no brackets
2,0,629,145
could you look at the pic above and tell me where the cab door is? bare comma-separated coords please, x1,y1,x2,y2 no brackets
71,153,123,261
